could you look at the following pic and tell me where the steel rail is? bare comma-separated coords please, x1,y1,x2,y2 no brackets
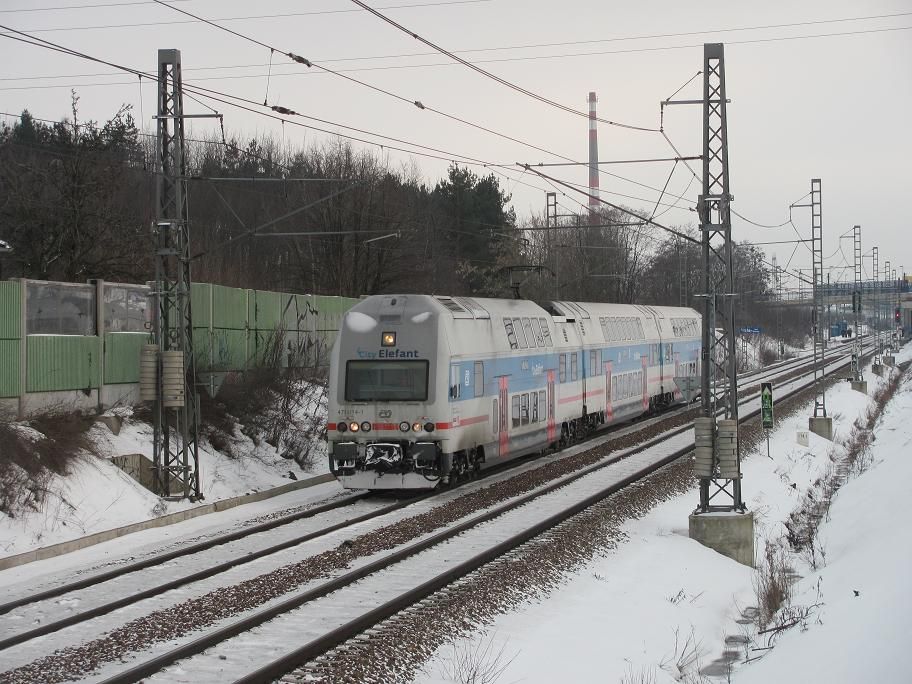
0,492,369,616
92,345,868,684
0,346,849,657
240,344,878,684
0,345,841,658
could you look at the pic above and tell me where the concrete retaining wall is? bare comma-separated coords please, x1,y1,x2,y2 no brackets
0,472,335,571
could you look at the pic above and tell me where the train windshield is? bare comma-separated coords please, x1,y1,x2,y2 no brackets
345,360,429,402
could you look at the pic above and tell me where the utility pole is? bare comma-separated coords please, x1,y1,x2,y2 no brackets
684,44,752,567
152,49,201,500
693,43,742,512
810,180,827,421
546,192,559,298
872,246,879,360
883,260,891,357
793,180,833,440
850,225,866,392
678,236,687,307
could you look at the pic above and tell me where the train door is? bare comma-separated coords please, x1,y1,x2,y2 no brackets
673,351,681,400
580,349,587,415
657,342,665,393
641,356,649,411
604,360,613,421
498,376,509,458
546,370,556,445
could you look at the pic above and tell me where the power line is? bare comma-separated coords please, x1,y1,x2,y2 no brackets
731,209,791,229
349,0,659,132
7,0,490,22
521,164,700,246
139,1,695,203
3,23,910,88
0,0,191,13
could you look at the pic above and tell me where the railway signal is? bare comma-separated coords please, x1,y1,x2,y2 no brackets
761,383,774,429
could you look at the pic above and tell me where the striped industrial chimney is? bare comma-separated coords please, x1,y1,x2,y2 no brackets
588,91,600,224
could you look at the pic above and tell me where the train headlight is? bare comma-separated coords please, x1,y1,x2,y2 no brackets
424,422,435,433
399,421,411,432
349,421,360,432
412,422,423,433
381,331,396,347
360,421,372,432
337,423,347,433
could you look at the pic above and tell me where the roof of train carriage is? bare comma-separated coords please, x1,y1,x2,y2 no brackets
344,295,699,358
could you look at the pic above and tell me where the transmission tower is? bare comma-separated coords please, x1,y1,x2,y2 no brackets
693,43,742,513
809,179,827,419
852,225,863,381
883,260,891,355
871,246,879,359
152,49,200,500
545,192,559,297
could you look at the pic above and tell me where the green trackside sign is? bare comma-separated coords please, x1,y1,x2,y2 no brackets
761,382,774,429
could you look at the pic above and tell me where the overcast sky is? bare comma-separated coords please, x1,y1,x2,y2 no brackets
1,0,909,290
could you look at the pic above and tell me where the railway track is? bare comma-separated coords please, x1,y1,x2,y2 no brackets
0,344,869,684
0,347,818,627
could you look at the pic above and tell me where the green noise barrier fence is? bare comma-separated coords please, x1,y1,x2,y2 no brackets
0,278,357,410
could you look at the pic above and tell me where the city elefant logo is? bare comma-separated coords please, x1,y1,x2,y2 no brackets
357,347,420,359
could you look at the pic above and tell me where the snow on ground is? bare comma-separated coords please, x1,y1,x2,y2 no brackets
0,380,332,559
736,334,805,373
417,347,911,684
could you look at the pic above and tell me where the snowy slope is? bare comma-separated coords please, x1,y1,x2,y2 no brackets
417,348,911,683
0,382,332,559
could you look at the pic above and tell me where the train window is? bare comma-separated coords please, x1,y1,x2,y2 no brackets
539,318,553,346
450,364,461,399
571,353,578,382
559,354,567,383
589,350,597,377
539,390,546,420
521,393,529,425
345,360,430,402
512,395,521,428
512,317,528,349
504,319,518,349
522,318,537,348
531,392,539,422
474,361,484,398
531,318,545,347
493,399,498,433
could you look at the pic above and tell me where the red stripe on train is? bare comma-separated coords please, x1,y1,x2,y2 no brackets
435,414,490,430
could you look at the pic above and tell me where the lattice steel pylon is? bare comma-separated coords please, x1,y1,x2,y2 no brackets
695,43,743,513
810,179,826,418
883,260,891,355
545,192,559,297
872,246,879,358
852,225,863,380
152,49,201,500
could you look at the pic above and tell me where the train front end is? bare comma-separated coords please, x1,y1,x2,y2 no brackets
327,295,448,490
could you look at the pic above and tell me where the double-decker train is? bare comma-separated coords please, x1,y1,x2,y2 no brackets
327,294,701,490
